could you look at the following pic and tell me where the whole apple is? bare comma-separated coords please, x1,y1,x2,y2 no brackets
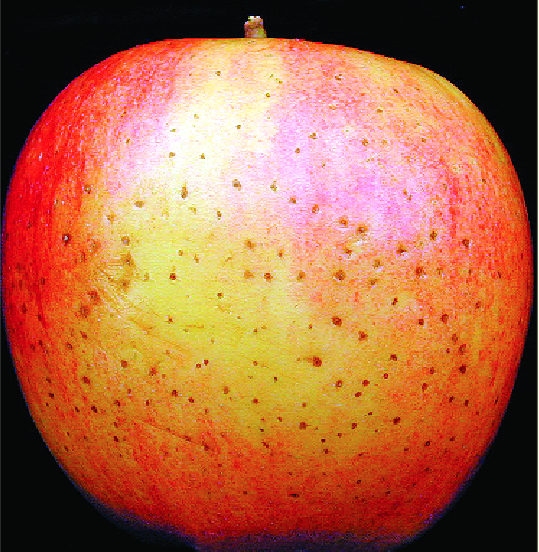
2,15,532,551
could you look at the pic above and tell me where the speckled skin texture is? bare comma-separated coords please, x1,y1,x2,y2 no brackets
2,37,532,550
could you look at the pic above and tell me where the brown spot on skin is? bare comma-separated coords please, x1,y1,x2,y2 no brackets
334,269,346,281
393,417,401,424
312,356,322,367
358,331,368,341
459,365,467,374
332,316,342,326
299,422,307,429
441,314,449,324
396,244,407,255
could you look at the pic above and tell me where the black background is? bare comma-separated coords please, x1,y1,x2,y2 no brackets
2,1,537,550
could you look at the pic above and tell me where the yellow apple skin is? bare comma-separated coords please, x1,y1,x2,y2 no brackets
2,37,532,550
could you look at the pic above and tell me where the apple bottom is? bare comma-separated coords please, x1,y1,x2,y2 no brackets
58,416,470,552
91,496,422,551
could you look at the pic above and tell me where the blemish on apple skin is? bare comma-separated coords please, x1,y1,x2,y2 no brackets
62,233,71,245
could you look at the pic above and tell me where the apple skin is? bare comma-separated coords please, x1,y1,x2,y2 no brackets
2,37,532,550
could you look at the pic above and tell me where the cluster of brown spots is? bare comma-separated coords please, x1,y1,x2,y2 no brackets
358,331,368,341
332,316,342,326
169,273,177,280
334,269,346,281
232,179,241,189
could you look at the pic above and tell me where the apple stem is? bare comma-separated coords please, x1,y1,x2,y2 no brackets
244,16,267,38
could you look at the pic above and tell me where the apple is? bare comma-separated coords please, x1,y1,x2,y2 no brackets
2,15,532,551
